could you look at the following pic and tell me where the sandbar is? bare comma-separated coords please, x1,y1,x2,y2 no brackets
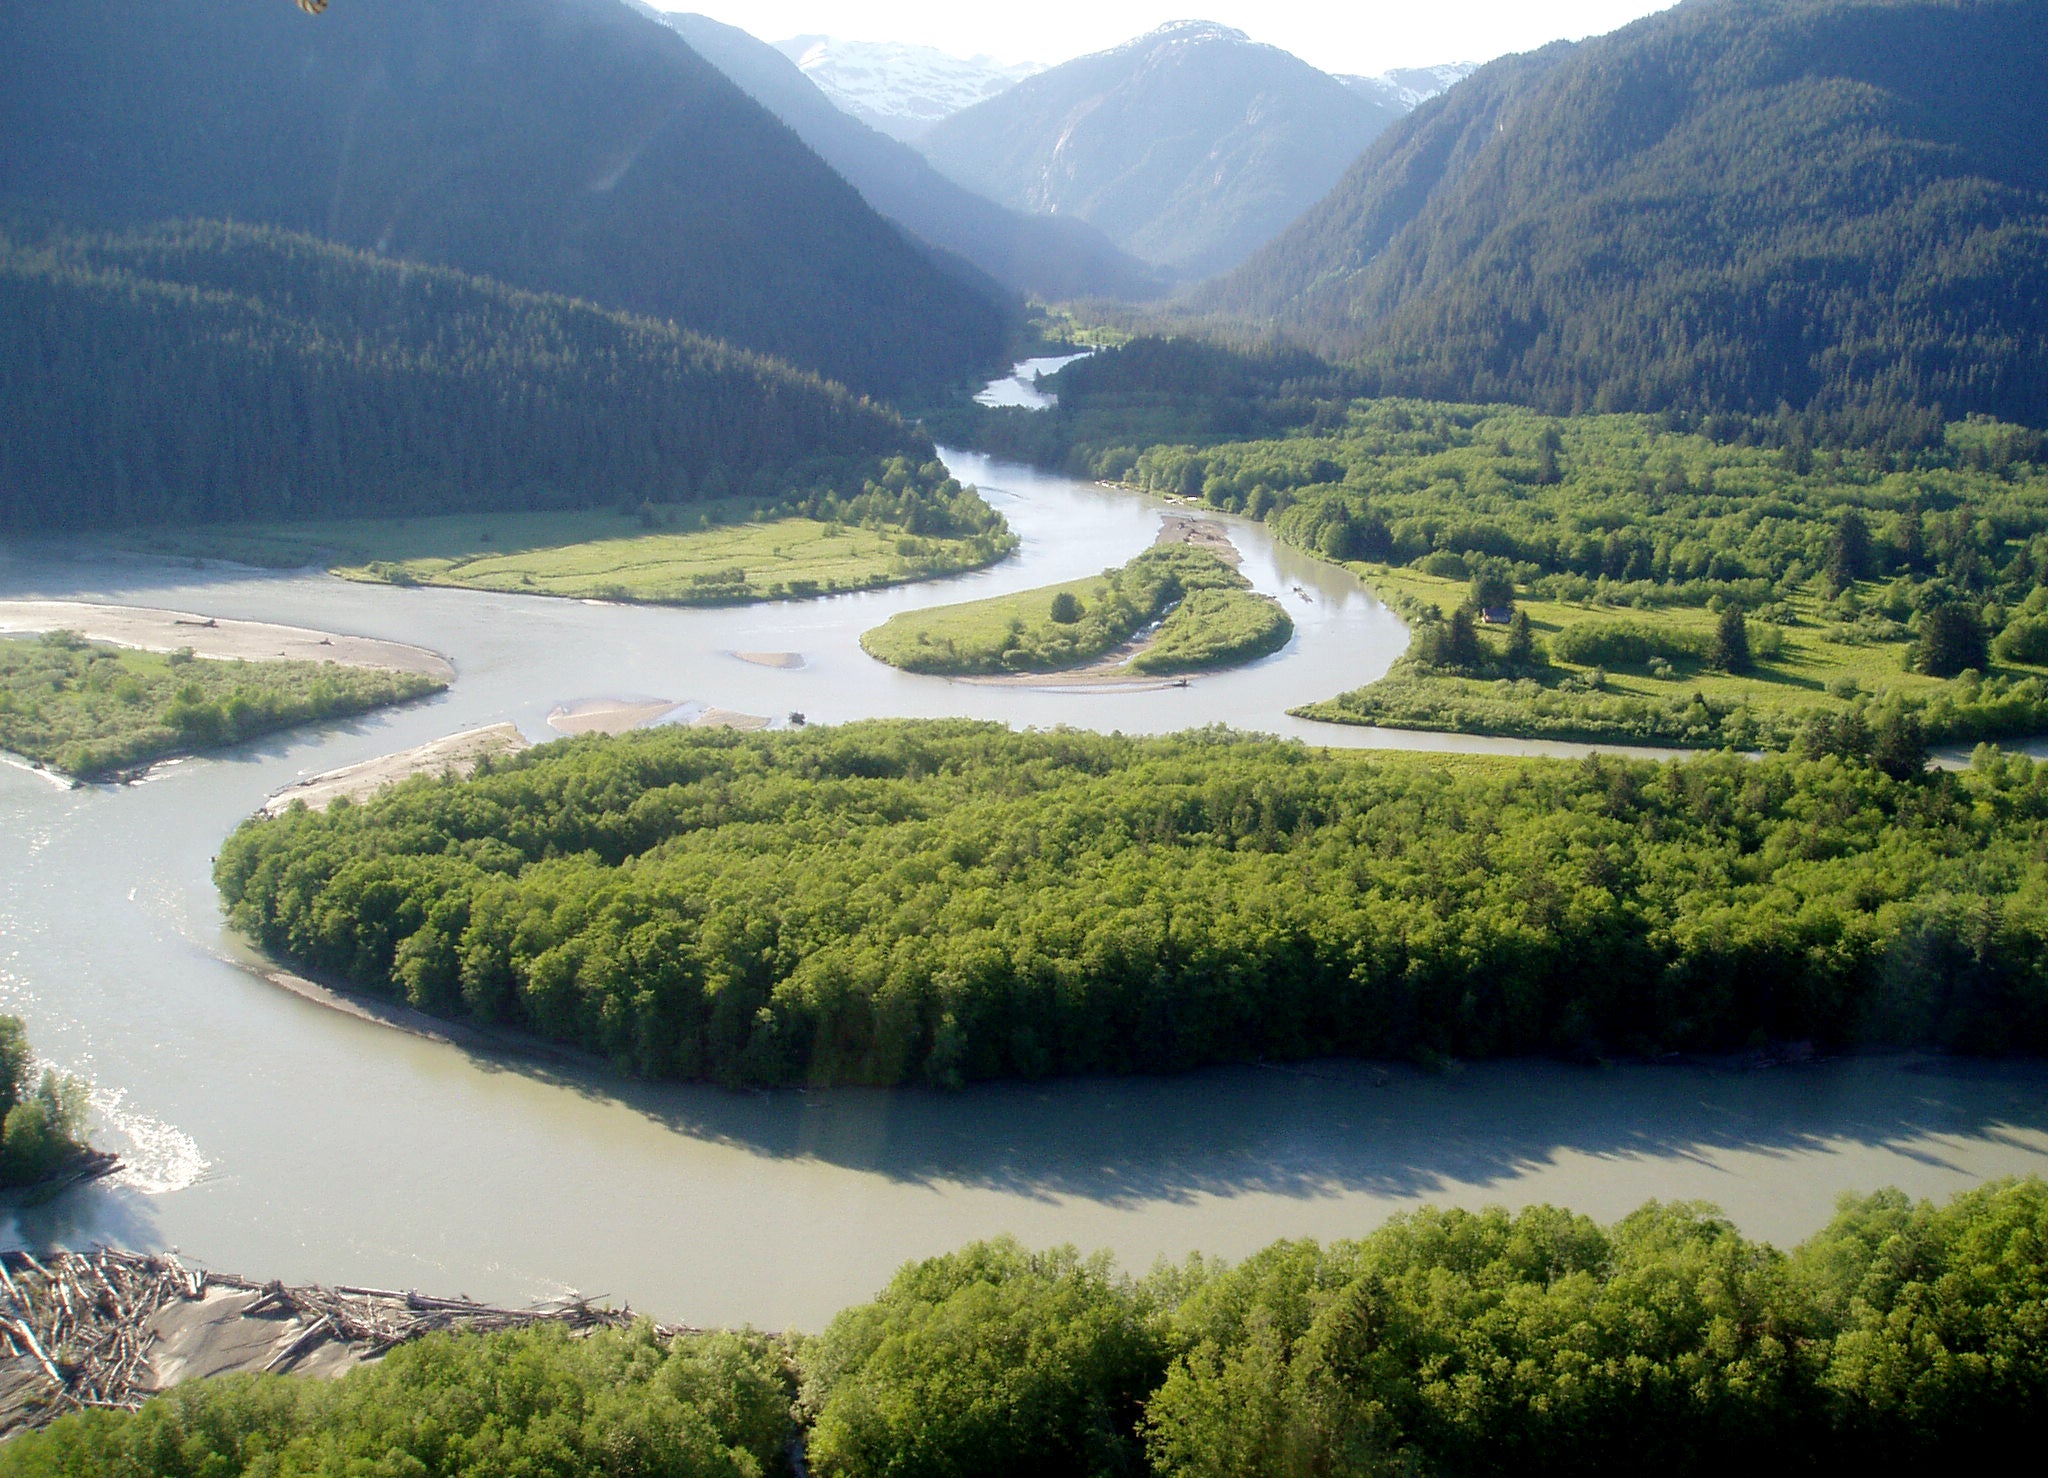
0,600,455,682
262,724,528,815
691,707,772,731
731,650,806,669
1154,514,1242,566
547,698,679,735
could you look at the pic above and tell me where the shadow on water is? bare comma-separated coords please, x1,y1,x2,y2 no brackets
465,1045,2048,1211
1,1176,164,1255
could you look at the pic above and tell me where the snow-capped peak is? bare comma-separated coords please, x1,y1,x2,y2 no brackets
774,36,1043,142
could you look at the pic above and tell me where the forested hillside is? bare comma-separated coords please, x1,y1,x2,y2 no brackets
217,721,2048,1088
0,220,935,531
10,1182,2047,1473
1198,0,2048,427
0,0,1006,400
919,21,1408,280
652,10,1165,302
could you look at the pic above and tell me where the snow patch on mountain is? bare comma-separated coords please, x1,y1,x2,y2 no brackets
775,36,1043,142
1338,62,1480,109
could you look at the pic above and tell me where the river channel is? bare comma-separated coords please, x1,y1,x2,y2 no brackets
2,359,2047,1330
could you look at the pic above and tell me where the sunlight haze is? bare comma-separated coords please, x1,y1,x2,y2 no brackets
651,0,1684,72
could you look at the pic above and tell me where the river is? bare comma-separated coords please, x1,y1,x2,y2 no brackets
2,360,2046,1331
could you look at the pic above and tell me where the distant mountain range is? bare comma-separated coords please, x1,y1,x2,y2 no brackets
776,36,1044,142
914,21,1420,281
1199,0,2048,427
0,0,1006,400
649,11,1166,302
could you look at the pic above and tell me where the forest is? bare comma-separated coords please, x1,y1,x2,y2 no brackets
215,720,2048,1089
0,219,944,533
7,1178,2044,1475
0,632,444,781
859,546,1289,676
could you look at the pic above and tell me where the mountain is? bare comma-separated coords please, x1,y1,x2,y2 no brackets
916,21,1410,281
651,12,1166,302
0,218,930,532
1200,0,2048,428
776,36,1042,142
1338,63,1479,110
0,0,1006,401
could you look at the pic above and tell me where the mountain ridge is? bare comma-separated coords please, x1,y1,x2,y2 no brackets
1198,0,2048,426
651,11,1166,303
0,0,1007,400
916,19,1410,280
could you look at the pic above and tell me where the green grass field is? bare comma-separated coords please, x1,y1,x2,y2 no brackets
1299,564,2048,748
0,632,443,780
107,504,1004,605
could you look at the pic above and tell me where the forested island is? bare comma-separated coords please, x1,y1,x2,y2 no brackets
6,1179,2043,1474
860,546,1291,676
946,340,2048,747
214,720,2048,1088
0,631,443,781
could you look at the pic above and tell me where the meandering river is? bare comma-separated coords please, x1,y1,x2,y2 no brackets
3,361,2047,1330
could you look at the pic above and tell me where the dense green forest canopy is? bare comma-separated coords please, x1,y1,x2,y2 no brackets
0,220,947,532
0,0,1008,399
9,1180,2046,1474
0,631,444,780
217,721,2048,1088
1192,0,2048,427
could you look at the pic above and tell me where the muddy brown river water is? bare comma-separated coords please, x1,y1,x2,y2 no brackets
3,361,2046,1330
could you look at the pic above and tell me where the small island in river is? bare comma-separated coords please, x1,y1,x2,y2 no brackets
859,522,1293,681
0,602,449,782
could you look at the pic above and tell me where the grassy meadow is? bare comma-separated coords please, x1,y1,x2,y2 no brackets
1299,563,2048,747
109,502,1006,606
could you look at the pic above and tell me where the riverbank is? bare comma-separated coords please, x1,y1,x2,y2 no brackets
0,601,454,681
260,723,529,815
0,1247,680,1437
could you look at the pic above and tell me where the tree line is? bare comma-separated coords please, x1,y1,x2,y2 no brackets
8,1179,2045,1474
214,721,2048,1089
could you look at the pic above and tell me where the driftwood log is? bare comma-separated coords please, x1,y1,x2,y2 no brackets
0,1247,692,1433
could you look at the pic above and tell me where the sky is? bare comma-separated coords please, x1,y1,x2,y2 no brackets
650,1,1685,74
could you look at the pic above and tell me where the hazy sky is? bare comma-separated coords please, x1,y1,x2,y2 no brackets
651,1,1684,74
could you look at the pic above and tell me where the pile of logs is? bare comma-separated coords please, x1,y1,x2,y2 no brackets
0,1247,690,1429
0,1247,188,1413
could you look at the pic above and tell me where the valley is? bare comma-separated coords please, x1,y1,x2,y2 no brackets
3,0,2048,1467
